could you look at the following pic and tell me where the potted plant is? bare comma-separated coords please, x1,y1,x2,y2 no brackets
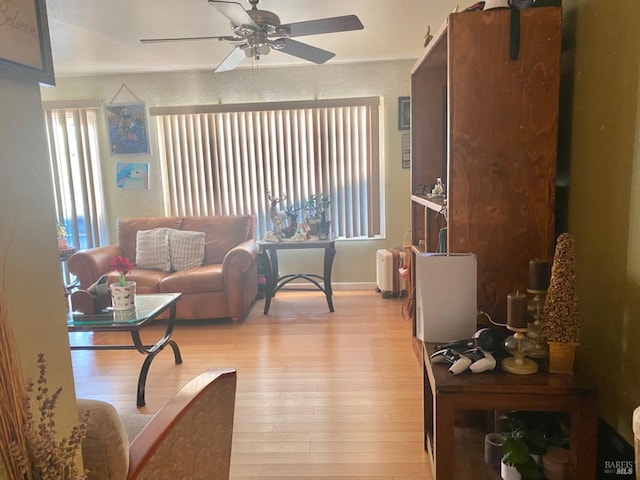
304,193,331,239
500,411,569,480
500,426,545,480
57,222,69,249
109,255,136,311
541,233,580,373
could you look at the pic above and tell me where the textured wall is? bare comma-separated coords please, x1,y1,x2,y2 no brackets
41,60,415,284
562,0,640,442
0,77,79,478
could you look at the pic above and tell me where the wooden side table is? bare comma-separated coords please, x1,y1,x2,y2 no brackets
423,343,598,480
258,239,336,314
59,246,78,295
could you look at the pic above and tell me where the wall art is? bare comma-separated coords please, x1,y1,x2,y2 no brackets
0,0,55,86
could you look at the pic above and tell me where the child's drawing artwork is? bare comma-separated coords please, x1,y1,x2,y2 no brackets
116,162,149,189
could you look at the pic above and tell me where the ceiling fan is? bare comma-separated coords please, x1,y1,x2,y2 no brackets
140,0,364,73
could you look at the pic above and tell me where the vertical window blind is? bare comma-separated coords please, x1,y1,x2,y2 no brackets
43,101,109,250
151,97,381,240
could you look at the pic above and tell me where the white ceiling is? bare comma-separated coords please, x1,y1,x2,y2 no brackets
46,0,464,77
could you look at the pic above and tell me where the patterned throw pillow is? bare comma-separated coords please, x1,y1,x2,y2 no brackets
135,228,171,272
167,229,205,271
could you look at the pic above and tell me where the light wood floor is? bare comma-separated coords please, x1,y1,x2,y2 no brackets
69,290,432,479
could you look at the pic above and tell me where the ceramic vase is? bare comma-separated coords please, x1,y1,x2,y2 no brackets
110,281,136,311
543,447,571,480
501,460,521,480
485,433,506,471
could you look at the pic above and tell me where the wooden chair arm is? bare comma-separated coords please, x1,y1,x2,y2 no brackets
127,368,237,480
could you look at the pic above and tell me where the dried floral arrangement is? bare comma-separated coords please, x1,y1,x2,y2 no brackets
0,288,29,479
9,354,91,480
1,271,89,479
541,233,580,344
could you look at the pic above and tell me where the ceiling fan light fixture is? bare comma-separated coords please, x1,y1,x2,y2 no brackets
274,26,290,38
142,0,364,73
233,25,255,37
242,44,270,58
247,30,268,47
270,39,286,50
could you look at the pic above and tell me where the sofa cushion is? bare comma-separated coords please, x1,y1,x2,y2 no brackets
135,228,171,272
167,229,205,271
78,398,129,480
182,216,254,264
118,217,184,261
159,264,224,294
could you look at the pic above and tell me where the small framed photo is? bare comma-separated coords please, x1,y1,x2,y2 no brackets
398,96,411,131
105,102,150,156
0,0,55,86
402,133,411,169
116,162,149,189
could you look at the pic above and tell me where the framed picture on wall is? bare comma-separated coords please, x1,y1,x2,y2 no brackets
402,133,411,169
398,96,410,131
116,162,149,189
0,0,55,86
105,102,150,156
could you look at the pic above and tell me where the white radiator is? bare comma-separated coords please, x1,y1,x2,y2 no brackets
376,249,407,298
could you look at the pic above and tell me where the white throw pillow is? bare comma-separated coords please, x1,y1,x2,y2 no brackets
167,229,205,271
135,228,171,272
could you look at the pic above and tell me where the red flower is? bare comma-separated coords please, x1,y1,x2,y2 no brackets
111,256,134,275
111,256,134,286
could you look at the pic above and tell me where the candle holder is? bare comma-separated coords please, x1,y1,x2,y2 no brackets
501,327,538,374
526,288,548,358
502,291,538,374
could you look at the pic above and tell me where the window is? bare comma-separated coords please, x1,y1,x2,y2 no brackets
151,97,381,240
43,101,108,251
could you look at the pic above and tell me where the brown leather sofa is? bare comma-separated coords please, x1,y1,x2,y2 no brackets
67,216,258,322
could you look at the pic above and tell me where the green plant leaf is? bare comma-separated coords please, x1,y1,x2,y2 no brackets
502,437,530,464
516,456,544,480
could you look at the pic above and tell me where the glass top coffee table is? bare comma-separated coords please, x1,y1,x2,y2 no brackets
67,293,182,407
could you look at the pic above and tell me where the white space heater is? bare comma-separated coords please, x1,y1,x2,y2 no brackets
376,248,407,298
415,253,477,343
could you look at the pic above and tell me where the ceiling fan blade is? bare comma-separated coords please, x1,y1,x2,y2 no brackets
140,35,234,44
208,0,258,28
278,38,335,64
214,46,246,73
283,15,364,38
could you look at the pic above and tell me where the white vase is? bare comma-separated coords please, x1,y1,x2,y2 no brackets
501,460,521,480
110,281,136,311
485,433,506,471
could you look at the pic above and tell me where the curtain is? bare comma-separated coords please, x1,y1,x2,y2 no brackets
43,103,108,250
152,97,381,240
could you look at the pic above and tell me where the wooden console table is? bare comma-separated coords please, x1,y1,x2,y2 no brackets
423,343,598,480
259,239,336,314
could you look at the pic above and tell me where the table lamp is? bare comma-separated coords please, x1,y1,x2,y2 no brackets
501,291,538,374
